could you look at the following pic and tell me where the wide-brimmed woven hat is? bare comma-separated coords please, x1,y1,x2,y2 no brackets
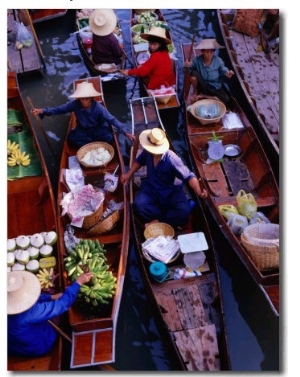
139,128,169,154
195,38,224,50
140,26,171,45
69,82,102,98
7,271,41,315
89,9,117,36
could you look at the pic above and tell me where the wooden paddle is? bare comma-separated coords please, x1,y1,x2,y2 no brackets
183,34,196,101
27,96,56,156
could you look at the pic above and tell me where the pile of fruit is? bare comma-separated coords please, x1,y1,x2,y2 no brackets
7,231,58,291
64,239,116,309
7,140,30,167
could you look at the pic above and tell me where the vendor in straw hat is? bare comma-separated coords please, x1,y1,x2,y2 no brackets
120,128,207,228
89,9,123,65
184,38,234,105
120,26,175,90
31,81,135,149
7,270,93,357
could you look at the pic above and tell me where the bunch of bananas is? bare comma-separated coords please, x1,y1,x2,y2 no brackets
7,141,31,167
36,267,55,289
7,140,19,156
64,239,117,308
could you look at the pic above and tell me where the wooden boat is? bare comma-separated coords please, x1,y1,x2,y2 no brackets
56,76,130,369
7,9,44,74
181,43,280,317
129,9,180,111
216,9,279,181
30,9,67,23
75,9,126,81
127,96,231,371
7,71,62,370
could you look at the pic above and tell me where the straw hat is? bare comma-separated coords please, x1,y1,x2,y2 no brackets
69,82,102,98
139,128,169,154
195,38,224,50
89,9,117,36
7,271,41,315
140,26,171,45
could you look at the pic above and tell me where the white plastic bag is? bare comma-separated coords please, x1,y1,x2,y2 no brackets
15,21,33,47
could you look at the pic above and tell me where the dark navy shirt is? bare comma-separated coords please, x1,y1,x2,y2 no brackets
136,149,195,199
42,99,127,133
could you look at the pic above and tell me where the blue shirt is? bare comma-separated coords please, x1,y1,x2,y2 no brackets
136,149,195,199
189,55,229,90
41,99,127,134
8,282,80,357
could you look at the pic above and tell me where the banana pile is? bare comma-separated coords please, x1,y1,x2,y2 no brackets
36,267,55,289
7,140,30,167
64,239,117,307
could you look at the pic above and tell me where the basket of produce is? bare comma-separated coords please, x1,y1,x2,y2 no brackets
241,223,279,270
148,86,176,105
88,209,120,236
142,235,180,264
131,23,149,35
60,184,105,230
76,142,114,168
134,11,158,24
188,99,226,125
144,222,175,240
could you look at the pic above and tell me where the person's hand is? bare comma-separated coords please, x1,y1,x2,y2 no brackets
196,188,208,199
120,172,131,185
31,108,43,116
125,132,135,141
226,70,234,78
76,272,94,286
185,60,191,68
119,69,129,76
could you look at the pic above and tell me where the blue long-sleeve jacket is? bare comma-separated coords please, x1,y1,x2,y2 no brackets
8,282,80,357
41,99,128,134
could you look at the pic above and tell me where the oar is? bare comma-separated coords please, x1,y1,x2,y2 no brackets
24,10,46,69
48,320,72,343
122,48,135,68
27,96,56,156
183,34,196,101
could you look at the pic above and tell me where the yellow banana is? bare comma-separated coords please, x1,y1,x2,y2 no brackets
7,140,19,156
7,149,31,167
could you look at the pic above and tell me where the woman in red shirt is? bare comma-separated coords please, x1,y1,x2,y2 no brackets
120,27,175,90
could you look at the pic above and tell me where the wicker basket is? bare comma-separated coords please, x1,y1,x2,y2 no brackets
189,99,226,125
241,233,279,270
144,222,174,240
87,210,120,236
243,223,279,246
76,142,114,168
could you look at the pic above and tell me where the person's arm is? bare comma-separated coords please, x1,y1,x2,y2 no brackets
120,161,141,185
31,101,75,118
188,176,208,199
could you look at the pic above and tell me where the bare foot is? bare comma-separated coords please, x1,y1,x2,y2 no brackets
145,219,159,228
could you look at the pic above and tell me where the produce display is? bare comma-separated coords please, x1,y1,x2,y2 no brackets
7,231,58,292
80,147,112,166
7,139,30,167
64,239,117,310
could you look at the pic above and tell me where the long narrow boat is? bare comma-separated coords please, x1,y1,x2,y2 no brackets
75,9,126,81
181,43,280,317
30,9,68,23
216,9,279,181
129,9,180,111
7,72,62,370
128,96,231,371
56,76,129,369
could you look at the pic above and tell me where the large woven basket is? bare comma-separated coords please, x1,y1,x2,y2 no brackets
144,222,174,240
189,99,226,125
241,233,279,270
243,223,279,246
87,210,120,236
76,142,114,168
81,201,104,230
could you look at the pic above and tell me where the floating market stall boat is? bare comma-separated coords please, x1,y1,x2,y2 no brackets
56,76,130,369
128,96,231,371
217,9,279,180
129,9,180,111
7,71,63,370
181,43,280,317
75,9,126,81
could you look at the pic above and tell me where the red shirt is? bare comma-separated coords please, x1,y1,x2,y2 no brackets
128,50,175,90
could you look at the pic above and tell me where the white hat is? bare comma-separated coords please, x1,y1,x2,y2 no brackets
140,26,171,45
195,38,224,50
89,9,117,36
139,128,169,154
7,271,41,315
69,82,102,98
